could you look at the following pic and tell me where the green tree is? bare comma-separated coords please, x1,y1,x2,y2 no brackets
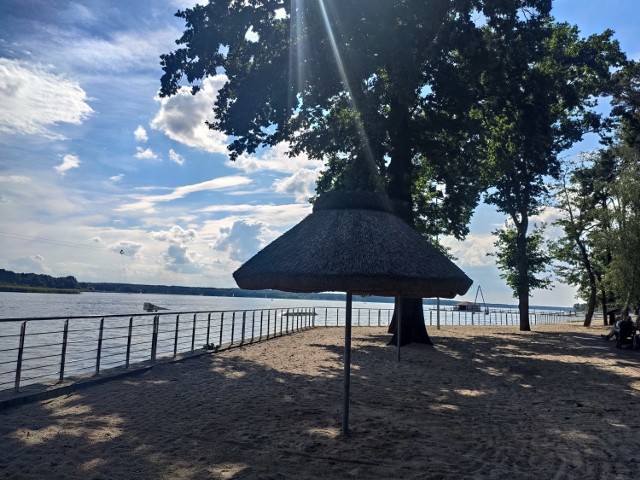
479,11,624,330
489,222,552,301
551,154,614,326
160,0,492,345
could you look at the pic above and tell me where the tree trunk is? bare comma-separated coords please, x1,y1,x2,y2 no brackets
576,238,597,327
516,216,531,331
387,298,433,346
584,285,597,327
600,287,609,326
385,98,433,345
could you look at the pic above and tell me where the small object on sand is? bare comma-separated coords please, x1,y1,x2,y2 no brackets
143,302,169,312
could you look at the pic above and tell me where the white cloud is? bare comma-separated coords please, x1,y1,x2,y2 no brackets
116,176,252,213
55,154,81,175
230,142,320,174
164,243,204,273
168,149,185,166
151,74,229,154
10,255,50,275
134,125,148,142
212,219,267,262
55,28,184,74
199,202,311,227
110,174,124,182
134,147,159,160
273,168,320,203
150,225,197,244
110,240,143,256
0,175,30,184
0,58,93,138
443,233,496,268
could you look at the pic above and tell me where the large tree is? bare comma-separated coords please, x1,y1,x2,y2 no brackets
160,0,491,345
478,8,624,330
551,154,615,326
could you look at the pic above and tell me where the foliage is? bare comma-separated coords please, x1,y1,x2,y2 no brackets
0,269,79,290
160,0,490,236
489,223,552,297
476,5,624,328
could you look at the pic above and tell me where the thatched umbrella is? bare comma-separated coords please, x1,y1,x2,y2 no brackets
233,190,472,436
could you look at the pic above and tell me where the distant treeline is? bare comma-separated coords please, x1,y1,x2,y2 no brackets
0,268,464,306
84,282,408,304
0,268,80,292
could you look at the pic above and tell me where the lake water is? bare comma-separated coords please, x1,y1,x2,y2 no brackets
0,291,386,319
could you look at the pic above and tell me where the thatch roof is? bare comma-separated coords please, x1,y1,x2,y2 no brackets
234,190,472,298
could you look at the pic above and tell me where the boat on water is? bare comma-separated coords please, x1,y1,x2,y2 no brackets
143,302,169,312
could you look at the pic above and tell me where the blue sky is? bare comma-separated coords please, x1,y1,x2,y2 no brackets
0,1,638,307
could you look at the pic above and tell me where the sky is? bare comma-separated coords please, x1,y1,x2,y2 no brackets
0,0,638,308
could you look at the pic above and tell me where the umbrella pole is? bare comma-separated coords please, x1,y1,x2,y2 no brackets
396,296,402,362
342,291,353,438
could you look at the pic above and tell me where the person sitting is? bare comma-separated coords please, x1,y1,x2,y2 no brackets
602,307,629,340
632,310,640,350
616,315,635,348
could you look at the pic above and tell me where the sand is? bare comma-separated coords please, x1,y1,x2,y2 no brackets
1,323,639,479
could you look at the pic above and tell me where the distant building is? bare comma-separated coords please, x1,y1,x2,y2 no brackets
453,301,482,312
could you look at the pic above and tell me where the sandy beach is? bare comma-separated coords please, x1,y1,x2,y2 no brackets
1,323,639,479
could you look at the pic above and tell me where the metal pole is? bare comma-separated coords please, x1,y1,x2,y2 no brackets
15,321,26,392
266,310,271,339
219,312,225,346
174,315,180,357
259,310,264,340
126,316,134,368
96,318,104,375
397,297,402,362
342,292,353,438
437,297,441,330
59,319,69,383
286,308,290,333
151,315,159,362
230,312,236,346
206,313,212,346
191,314,197,352
241,311,246,344
251,311,256,343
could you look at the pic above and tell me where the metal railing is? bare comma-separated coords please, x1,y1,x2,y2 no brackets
0,307,315,395
0,305,576,396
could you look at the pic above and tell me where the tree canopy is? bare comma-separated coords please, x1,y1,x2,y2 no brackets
161,1,628,334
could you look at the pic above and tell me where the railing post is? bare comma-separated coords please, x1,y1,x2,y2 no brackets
151,315,159,362
313,308,316,328
251,311,256,343
325,307,328,327
259,310,264,340
191,314,197,352
230,312,236,346
219,312,225,346
279,309,284,336
286,308,290,334
174,315,180,357
378,310,381,327
14,321,26,393
206,313,212,346
267,310,271,339
241,311,246,345
96,318,105,375
126,316,134,368
59,319,69,383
